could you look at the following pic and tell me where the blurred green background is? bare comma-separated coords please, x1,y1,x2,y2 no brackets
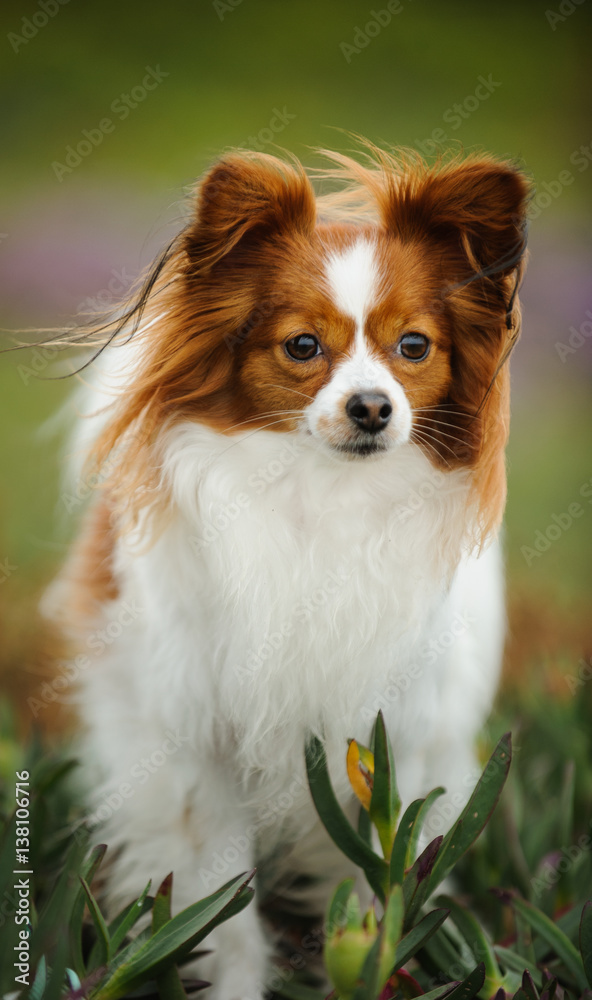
0,0,591,729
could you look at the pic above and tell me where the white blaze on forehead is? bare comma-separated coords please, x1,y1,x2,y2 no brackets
325,239,380,334
307,238,412,449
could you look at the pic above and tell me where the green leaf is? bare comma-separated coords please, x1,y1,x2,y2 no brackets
275,982,326,1000
43,936,71,1000
394,907,450,969
424,733,512,898
327,878,356,934
514,909,537,967
403,836,443,924
370,712,401,860
350,931,386,1000
157,967,189,999
539,975,559,1000
420,922,474,984
305,734,388,902
152,874,189,1000
358,803,373,847
29,956,47,1000
390,788,447,891
343,888,403,1000
444,963,486,1000
390,799,424,886
404,788,446,872
436,895,502,993
383,883,405,960
94,871,255,1000
96,926,152,979
580,901,592,988
33,756,79,796
69,843,107,976
109,880,152,955
32,830,91,968
152,872,174,932
510,894,588,993
520,969,542,1000
557,761,575,853
81,876,111,965
418,984,463,1000
494,947,542,989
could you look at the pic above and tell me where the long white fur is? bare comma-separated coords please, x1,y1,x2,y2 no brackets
60,240,505,999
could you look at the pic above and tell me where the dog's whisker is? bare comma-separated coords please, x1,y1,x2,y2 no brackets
225,410,303,433
217,416,305,459
412,419,477,447
411,405,474,416
412,414,477,431
415,429,459,459
410,428,453,468
260,383,314,402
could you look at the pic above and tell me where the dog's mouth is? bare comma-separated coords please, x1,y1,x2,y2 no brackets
334,437,390,458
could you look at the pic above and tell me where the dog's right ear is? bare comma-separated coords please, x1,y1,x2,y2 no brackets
184,152,316,274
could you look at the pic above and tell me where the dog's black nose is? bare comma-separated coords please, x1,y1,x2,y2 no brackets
346,393,393,433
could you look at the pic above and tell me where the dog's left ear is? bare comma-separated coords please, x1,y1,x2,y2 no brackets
382,157,531,546
383,157,531,282
184,151,316,274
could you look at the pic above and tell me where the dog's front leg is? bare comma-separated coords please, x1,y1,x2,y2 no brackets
92,750,271,998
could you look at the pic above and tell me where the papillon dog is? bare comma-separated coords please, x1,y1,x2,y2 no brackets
49,144,529,998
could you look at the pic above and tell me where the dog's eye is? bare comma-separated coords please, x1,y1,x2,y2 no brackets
285,334,322,361
398,333,430,361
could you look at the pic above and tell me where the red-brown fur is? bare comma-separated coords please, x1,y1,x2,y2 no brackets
65,497,119,622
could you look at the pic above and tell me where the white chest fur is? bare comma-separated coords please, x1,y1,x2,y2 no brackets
103,424,496,809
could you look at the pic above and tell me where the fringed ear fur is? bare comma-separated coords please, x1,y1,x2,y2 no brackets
183,151,317,274
373,151,531,545
380,156,530,281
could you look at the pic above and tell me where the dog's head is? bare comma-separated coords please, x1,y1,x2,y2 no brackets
94,146,530,541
